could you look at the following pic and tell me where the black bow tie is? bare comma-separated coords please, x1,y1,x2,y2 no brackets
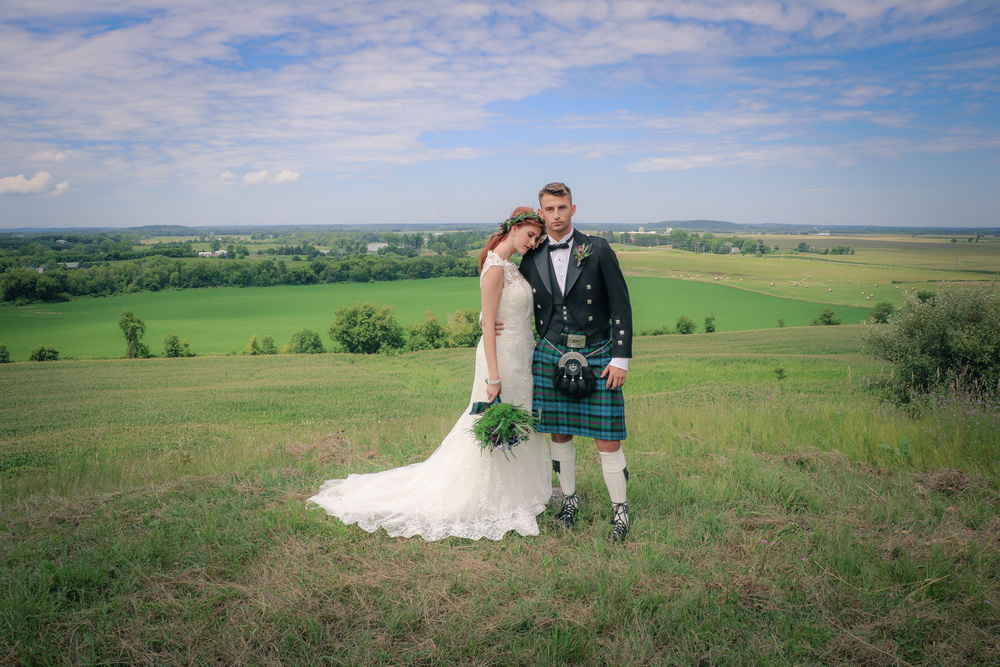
548,241,570,251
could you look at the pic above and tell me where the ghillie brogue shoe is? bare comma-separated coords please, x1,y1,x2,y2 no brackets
555,493,580,528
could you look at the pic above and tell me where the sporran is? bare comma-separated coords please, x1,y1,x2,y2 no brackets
553,350,597,399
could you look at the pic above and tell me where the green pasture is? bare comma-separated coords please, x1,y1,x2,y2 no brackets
0,277,872,360
0,279,480,360
746,232,1000,272
616,242,999,308
3,326,999,664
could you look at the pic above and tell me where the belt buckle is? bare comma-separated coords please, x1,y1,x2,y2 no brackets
566,333,586,349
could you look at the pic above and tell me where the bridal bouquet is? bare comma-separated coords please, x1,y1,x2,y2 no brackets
469,400,537,460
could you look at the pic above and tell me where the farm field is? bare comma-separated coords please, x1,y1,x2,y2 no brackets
615,238,999,307
2,326,998,664
0,276,873,361
745,232,1000,270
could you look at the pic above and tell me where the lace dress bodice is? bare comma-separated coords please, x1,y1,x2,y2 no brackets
473,251,535,409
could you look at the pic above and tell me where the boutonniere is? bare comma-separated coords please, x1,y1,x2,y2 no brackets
575,244,593,267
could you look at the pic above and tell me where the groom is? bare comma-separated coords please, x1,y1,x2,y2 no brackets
518,182,633,544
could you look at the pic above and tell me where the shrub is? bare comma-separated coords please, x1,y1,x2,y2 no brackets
862,283,1000,401
29,345,59,361
162,333,195,358
444,308,481,348
675,315,697,334
869,301,895,324
811,309,841,326
119,309,150,358
704,313,716,334
0,344,10,363
242,335,263,356
406,310,444,351
261,336,278,355
329,302,405,354
285,328,325,354
639,326,672,336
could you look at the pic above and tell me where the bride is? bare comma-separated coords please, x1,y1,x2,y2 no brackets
308,207,552,540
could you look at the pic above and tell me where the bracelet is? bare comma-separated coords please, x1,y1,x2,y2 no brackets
485,378,501,385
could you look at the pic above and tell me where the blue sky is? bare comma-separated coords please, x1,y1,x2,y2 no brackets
1,0,998,229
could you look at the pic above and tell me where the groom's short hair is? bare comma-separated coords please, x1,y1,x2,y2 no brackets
539,182,572,204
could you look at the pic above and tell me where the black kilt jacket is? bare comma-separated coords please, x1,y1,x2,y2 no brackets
519,229,633,359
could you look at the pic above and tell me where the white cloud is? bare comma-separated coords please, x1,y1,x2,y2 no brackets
836,84,895,107
0,171,68,196
626,155,723,171
30,150,68,162
242,170,270,186
273,170,300,185
0,0,997,227
242,169,301,186
626,142,859,171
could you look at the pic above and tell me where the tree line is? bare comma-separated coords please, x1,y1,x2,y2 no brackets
0,254,479,304
664,229,776,255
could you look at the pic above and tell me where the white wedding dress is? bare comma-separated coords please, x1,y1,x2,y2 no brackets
308,251,551,540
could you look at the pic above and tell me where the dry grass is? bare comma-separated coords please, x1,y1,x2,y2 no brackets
3,329,999,665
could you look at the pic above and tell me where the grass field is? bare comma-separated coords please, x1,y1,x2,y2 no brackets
0,277,874,361
743,233,1000,272
5,231,996,361
615,241,999,308
3,234,999,664
2,326,999,665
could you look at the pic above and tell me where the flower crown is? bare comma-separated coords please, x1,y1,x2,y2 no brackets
499,210,544,235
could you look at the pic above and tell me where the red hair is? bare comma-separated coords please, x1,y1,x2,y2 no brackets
478,206,543,271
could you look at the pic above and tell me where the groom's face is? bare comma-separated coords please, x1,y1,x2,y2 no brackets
539,193,575,241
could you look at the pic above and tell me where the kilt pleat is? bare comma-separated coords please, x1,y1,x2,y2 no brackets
532,338,627,440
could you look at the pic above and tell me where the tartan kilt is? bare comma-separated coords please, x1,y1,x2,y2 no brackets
532,337,627,441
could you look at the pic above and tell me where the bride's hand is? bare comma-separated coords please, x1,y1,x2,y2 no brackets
487,382,501,402
493,320,505,336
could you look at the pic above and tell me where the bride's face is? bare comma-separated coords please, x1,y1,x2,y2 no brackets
512,223,543,254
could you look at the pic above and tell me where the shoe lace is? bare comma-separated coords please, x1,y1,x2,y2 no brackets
611,502,629,526
610,502,630,542
556,493,579,519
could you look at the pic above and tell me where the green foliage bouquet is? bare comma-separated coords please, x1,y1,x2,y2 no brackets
469,399,537,460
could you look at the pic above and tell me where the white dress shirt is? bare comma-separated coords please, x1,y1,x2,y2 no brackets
547,237,628,373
